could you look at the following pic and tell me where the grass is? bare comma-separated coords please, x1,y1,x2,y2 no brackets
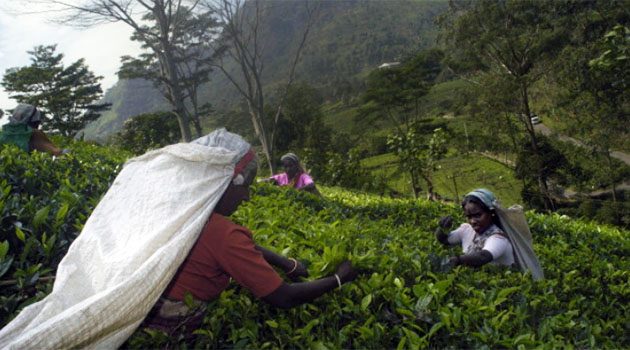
323,104,362,134
361,151,524,207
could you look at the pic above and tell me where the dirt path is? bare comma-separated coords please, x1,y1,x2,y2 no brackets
534,123,630,198
534,124,630,166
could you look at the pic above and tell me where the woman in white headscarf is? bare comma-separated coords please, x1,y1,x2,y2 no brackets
436,188,515,267
435,188,544,279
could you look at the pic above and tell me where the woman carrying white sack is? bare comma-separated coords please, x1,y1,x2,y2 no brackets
0,128,358,350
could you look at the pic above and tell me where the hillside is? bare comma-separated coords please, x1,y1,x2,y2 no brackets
81,79,169,143
82,0,447,141
1,141,629,348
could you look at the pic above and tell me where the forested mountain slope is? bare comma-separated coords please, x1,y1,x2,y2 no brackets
82,0,447,142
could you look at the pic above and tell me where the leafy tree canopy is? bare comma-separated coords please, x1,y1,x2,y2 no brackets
112,112,182,155
1,45,110,137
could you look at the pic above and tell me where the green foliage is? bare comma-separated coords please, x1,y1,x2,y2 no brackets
112,112,182,155
362,151,524,206
388,126,447,199
589,24,630,89
0,140,129,326
124,183,630,349
359,48,443,131
313,148,383,193
551,19,630,158
274,82,332,175
2,145,629,348
118,5,222,140
1,45,110,137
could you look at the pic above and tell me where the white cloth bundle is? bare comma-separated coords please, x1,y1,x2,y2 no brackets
0,129,250,349
494,201,545,280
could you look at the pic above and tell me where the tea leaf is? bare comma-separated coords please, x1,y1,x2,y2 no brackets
15,227,25,242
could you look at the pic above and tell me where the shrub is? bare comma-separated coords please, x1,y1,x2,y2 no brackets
2,143,629,349
0,141,129,326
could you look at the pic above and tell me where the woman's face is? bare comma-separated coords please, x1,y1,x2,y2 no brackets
464,202,493,234
282,159,300,179
214,176,252,216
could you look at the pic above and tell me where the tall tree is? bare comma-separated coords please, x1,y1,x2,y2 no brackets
35,0,219,142
359,49,443,198
274,82,331,176
387,127,447,200
1,45,109,137
118,7,223,138
553,20,630,218
438,0,571,210
113,111,182,154
202,0,319,173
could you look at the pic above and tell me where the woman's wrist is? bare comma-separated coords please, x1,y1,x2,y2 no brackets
450,255,462,266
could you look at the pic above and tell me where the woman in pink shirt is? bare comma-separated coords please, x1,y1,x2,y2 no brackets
261,153,322,197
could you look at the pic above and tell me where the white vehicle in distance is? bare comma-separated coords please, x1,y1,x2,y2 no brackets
530,113,541,125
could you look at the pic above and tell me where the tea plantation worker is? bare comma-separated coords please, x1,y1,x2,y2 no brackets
141,133,359,339
435,188,544,279
0,128,358,350
259,152,322,197
0,103,69,156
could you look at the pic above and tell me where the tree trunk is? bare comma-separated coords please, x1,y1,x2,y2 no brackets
520,83,553,211
161,41,192,141
410,171,421,199
246,102,276,174
423,174,435,201
174,111,192,142
605,151,620,222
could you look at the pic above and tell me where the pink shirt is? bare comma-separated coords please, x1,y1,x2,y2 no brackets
269,172,314,189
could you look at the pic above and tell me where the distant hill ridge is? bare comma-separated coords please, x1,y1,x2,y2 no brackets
83,0,446,142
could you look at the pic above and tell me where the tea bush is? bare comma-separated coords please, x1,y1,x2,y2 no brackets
127,185,630,349
2,142,629,349
0,142,129,326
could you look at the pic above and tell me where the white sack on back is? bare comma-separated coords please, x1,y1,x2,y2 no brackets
0,135,244,349
494,201,545,280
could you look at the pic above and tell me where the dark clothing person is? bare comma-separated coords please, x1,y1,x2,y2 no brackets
0,104,68,156
142,131,357,340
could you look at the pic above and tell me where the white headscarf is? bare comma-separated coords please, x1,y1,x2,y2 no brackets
10,104,41,125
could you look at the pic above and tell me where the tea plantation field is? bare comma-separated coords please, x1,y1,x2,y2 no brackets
1,143,629,349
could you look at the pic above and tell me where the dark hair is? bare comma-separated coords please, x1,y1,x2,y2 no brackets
462,195,489,211
27,120,41,129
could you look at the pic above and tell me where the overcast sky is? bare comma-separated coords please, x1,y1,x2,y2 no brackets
0,4,143,123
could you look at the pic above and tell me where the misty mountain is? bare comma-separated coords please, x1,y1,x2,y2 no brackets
82,0,447,142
